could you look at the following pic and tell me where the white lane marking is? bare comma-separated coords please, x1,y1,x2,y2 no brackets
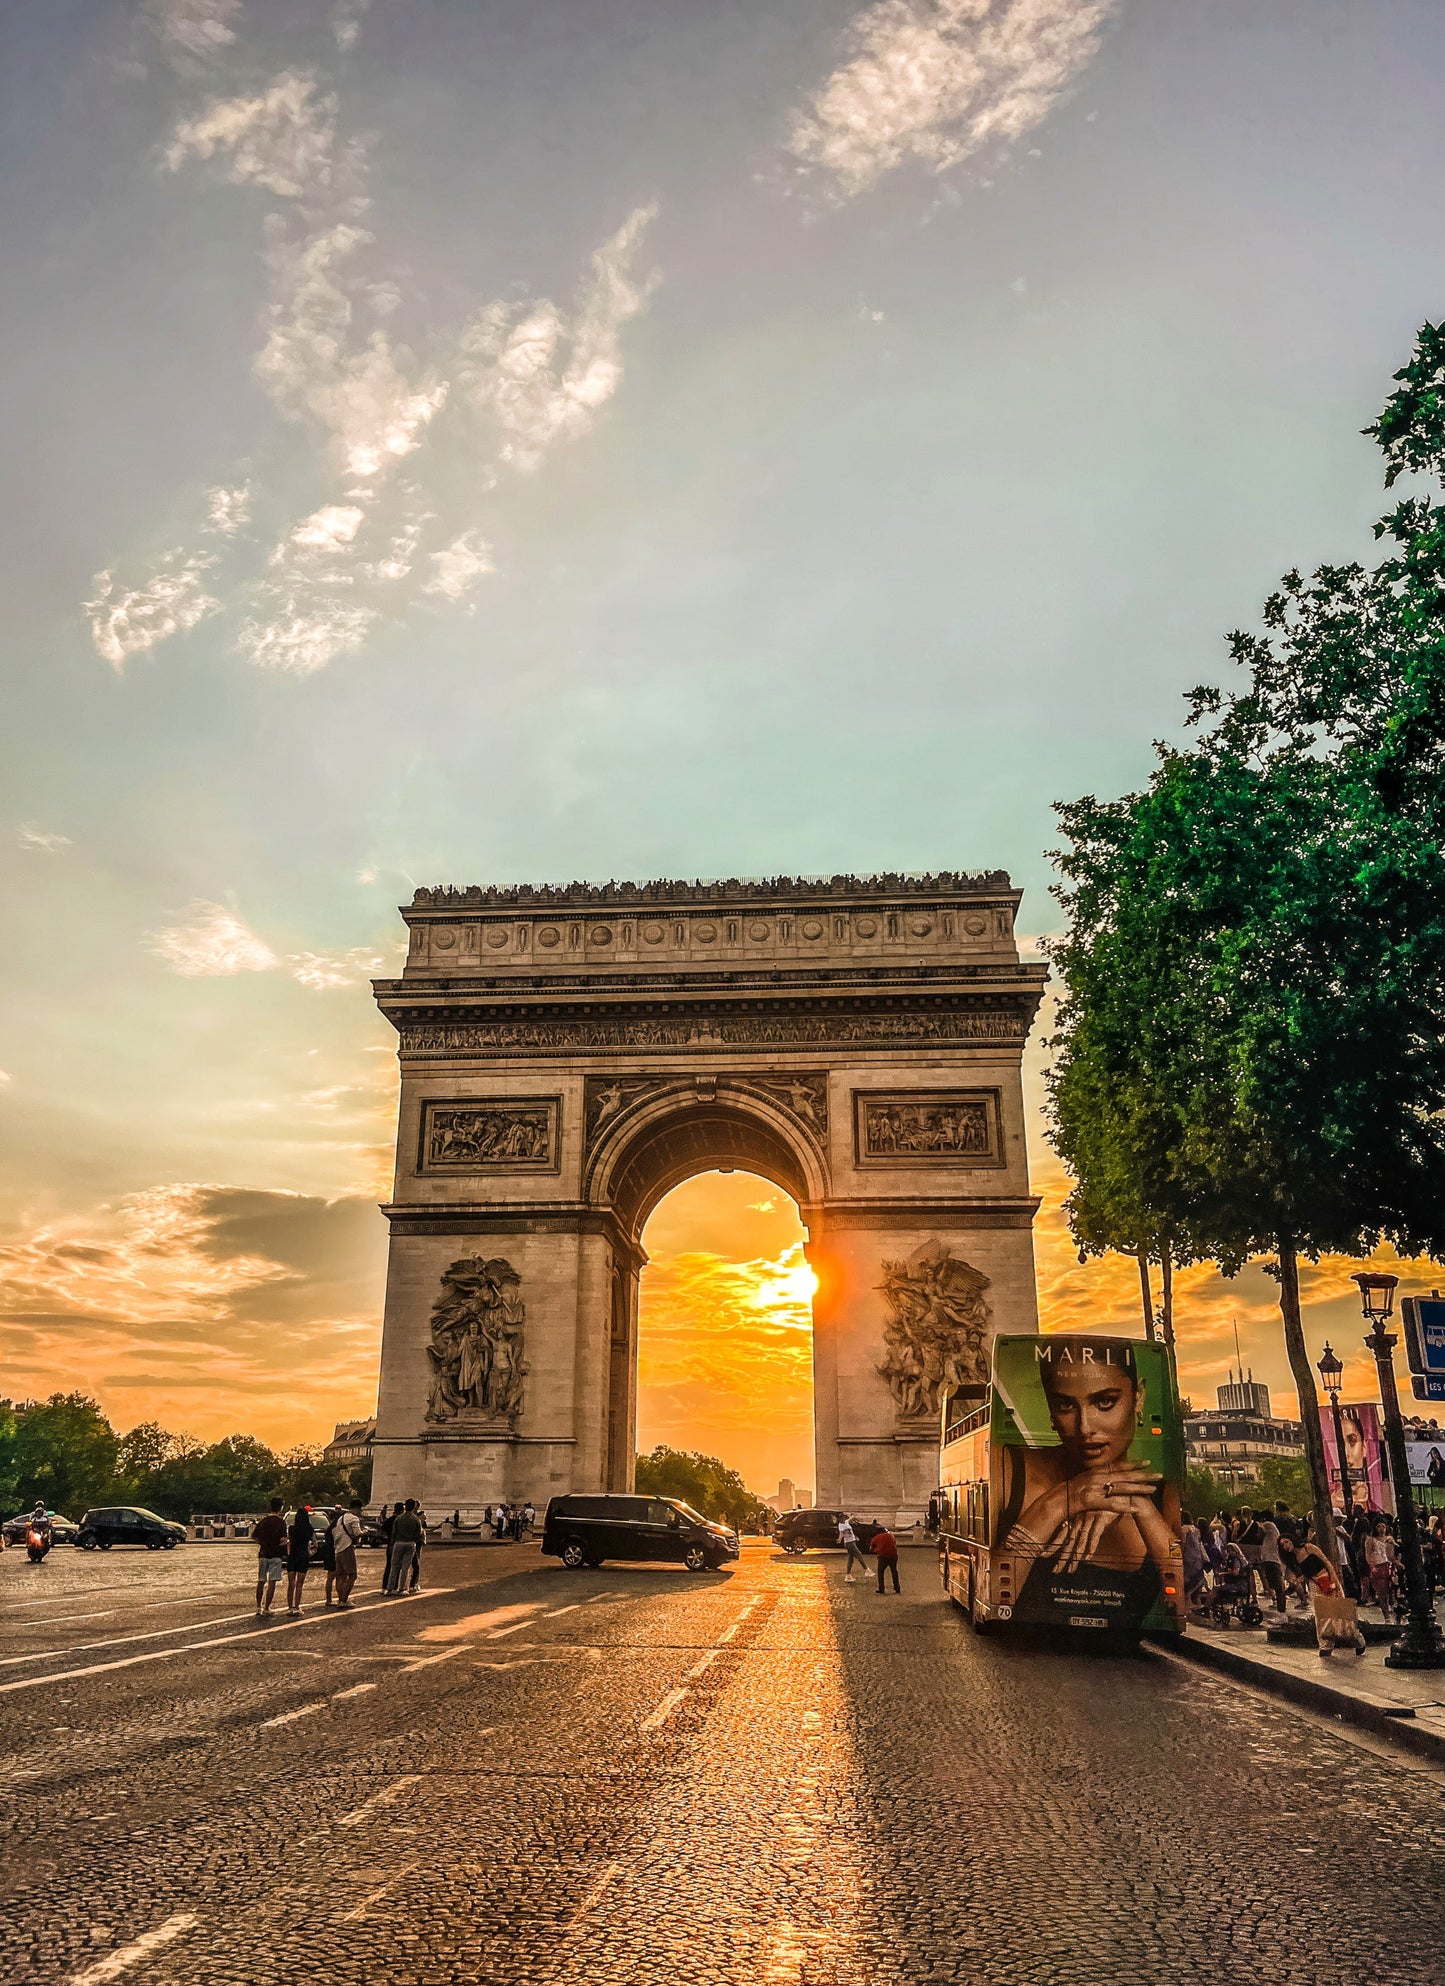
14,1612,117,1627
485,1621,531,1640
400,1644,467,1673
544,1603,584,1617
716,1622,741,1644
342,1859,415,1923
683,1648,720,1682
68,1912,197,1983
330,1682,377,1701
640,1686,689,1733
0,1590,449,1697
337,1772,422,1829
1,1610,267,1669
584,1590,626,1604
260,1701,325,1730
568,1860,621,1927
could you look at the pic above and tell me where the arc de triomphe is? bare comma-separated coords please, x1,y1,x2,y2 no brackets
370,874,1047,1526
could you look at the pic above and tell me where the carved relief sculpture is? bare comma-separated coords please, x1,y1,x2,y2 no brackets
425,1256,529,1425
876,1240,993,1420
855,1091,1000,1166
421,1099,557,1170
756,1074,828,1132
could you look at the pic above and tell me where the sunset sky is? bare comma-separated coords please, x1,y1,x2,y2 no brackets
4,1,1445,1489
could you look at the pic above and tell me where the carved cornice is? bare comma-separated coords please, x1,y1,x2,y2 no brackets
409,871,1014,910
375,960,1047,998
394,1001,1034,1059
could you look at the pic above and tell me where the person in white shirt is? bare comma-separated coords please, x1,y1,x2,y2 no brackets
838,1515,867,1583
331,1501,363,1608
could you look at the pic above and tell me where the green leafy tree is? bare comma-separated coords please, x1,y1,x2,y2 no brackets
634,1445,770,1532
0,1399,20,1513
12,1394,121,1516
116,1421,184,1497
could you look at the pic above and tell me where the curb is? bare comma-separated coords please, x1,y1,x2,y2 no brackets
1156,1630,1445,1767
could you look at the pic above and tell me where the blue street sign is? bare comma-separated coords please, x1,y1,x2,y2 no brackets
1410,1374,1445,1402
1402,1296,1445,1377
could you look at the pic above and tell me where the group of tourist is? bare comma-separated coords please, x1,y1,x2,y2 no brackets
480,1501,535,1540
250,1497,367,1617
1178,1498,1445,1624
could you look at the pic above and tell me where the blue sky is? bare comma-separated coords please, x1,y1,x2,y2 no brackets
3,0,1444,1461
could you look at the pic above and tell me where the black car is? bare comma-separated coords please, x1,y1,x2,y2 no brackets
75,1506,186,1551
542,1494,739,1572
2,1511,80,1547
774,1508,880,1555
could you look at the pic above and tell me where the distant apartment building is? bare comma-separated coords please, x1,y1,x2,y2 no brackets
323,1417,376,1468
1184,1373,1303,1488
765,1477,813,1513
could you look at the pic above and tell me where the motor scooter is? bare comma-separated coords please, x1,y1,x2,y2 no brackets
25,1524,52,1565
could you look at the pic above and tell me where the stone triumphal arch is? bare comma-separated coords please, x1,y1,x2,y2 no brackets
370,875,1047,1526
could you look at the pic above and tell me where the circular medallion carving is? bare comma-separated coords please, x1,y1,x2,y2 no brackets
964,914,987,936
433,929,457,950
748,921,770,941
537,927,560,948
911,918,933,937
589,925,612,945
641,922,664,944
693,923,716,943
855,917,877,937
484,928,508,948
801,919,823,939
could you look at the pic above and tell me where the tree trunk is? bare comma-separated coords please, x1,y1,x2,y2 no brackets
1160,1244,1175,1349
1136,1249,1156,1342
1276,1234,1341,1574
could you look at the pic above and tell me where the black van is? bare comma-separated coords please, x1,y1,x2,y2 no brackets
542,1494,739,1572
774,1508,881,1555
75,1506,186,1550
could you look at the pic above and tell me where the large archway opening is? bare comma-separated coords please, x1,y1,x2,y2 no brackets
636,1171,817,1511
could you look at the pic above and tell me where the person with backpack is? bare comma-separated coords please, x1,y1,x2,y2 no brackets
331,1500,363,1609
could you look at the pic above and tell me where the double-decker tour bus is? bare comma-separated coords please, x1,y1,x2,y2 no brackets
937,1332,1187,1641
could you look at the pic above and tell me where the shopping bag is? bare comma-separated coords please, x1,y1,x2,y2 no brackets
1312,1585,1360,1646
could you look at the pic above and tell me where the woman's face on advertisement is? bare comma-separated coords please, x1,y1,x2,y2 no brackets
1343,1416,1366,1466
1044,1361,1139,1470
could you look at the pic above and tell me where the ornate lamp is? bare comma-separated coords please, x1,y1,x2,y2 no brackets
1351,1272,1444,1667
1316,1340,1349,1521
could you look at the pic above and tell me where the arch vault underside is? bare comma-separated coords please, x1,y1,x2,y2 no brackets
370,875,1046,1526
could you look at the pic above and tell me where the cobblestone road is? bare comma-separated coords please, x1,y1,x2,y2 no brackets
2,1540,1442,1984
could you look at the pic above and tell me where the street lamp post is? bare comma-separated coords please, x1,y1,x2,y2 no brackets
1352,1272,1445,1669
1316,1341,1352,1528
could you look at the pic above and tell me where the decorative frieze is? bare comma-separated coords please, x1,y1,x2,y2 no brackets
419,1098,559,1172
853,1089,1003,1168
876,1239,994,1417
424,1256,528,1426
402,1008,1028,1059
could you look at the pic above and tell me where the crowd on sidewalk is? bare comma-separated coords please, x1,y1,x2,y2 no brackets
1179,1498,1445,1629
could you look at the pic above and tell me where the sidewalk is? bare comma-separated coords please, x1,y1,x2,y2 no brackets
1161,1611,1445,1765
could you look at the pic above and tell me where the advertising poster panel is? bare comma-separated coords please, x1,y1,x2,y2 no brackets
1318,1403,1390,1513
989,1334,1184,1635
1405,1439,1445,1489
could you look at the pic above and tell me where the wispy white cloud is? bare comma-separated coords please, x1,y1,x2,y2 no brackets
331,0,370,53
236,592,378,674
165,71,341,201
787,0,1117,199
204,482,251,534
459,204,659,471
286,501,366,554
84,551,220,670
145,0,241,75
0,1070,11,1088
288,947,384,990
17,825,72,854
149,901,280,977
425,530,493,603
255,220,448,480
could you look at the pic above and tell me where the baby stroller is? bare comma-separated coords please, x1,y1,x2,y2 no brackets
1202,1569,1264,1629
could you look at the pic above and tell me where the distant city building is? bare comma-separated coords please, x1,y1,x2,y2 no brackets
324,1417,376,1468
764,1476,813,1512
1185,1370,1302,1488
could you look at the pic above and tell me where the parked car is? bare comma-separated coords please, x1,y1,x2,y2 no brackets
542,1494,739,1572
75,1506,187,1551
357,1519,387,1549
2,1511,80,1547
773,1508,881,1555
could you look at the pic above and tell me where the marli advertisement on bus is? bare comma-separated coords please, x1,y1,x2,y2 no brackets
989,1334,1185,1636
1317,1404,1392,1512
